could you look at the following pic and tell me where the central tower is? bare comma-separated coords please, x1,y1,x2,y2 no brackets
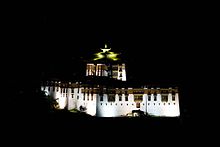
86,43,126,81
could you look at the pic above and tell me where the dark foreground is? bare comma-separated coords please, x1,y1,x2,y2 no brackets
3,110,197,144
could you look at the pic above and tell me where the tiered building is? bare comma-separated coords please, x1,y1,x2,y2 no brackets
41,44,180,117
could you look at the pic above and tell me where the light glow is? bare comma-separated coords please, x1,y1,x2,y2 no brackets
93,51,119,61
94,52,105,60
107,52,119,61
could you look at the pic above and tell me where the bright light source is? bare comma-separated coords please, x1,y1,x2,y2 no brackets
107,52,119,61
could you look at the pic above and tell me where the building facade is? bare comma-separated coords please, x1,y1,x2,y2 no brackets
41,44,180,117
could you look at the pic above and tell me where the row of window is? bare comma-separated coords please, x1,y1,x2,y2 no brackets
43,86,79,93
99,102,176,106
100,103,139,106
148,103,176,105
99,96,175,102
100,96,129,101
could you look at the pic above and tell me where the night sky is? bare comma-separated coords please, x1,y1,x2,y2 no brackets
3,3,216,121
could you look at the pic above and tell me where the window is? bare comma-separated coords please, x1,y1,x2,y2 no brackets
100,95,103,101
154,95,157,101
108,94,115,102
125,95,128,101
48,87,50,91
71,89,74,93
148,95,151,101
134,95,143,101
113,72,118,77
72,94,74,98
148,103,150,105
136,102,140,108
121,103,123,106
119,94,122,101
161,95,168,102
52,86,55,92
172,95,175,101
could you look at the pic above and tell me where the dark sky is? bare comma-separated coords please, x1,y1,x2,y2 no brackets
8,7,200,81
4,4,216,117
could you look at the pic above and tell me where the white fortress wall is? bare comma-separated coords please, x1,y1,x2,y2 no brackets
146,90,180,117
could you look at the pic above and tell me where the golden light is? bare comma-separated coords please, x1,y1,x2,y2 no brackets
93,52,105,60
107,52,119,61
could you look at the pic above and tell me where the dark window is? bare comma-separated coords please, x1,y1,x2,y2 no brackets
72,94,74,98
108,94,115,102
134,95,143,101
100,95,103,101
48,87,50,91
119,95,122,101
172,95,175,101
52,86,55,91
72,89,74,93
125,95,128,101
161,95,168,102
154,95,157,101
148,95,151,101
136,102,140,108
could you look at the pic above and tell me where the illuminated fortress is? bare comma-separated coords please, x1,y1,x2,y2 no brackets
41,44,180,117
